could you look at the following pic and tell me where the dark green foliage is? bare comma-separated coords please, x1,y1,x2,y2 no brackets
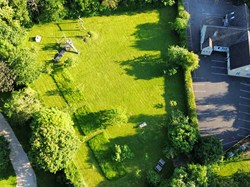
37,0,67,22
172,0,190,46
7,47,42,86
30,108,80,173
211,171,250,187
146,170,161,186
233,171,250,187
0,62,16,92
169,164,208,187
168,45,199,71
0,136,10,170
167,110,198,154
98,108,128,127
112,144,134,162
9,0,30,26
101,0,120,9
88,133,126,180
3,87,42,126
193,136,223,165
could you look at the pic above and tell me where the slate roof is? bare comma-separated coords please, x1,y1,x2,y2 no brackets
202,4,250,70
230,38,250,69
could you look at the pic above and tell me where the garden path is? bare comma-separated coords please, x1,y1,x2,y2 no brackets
0,113,37,187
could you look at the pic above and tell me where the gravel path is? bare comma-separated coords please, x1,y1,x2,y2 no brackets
0,113,37,187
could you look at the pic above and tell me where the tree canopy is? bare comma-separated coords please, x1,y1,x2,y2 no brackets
169,164,208,187
193,136,224,165
30,108,80,173
168,45,199,71
167,110,199,154
3,87,42,125
0,61,16,92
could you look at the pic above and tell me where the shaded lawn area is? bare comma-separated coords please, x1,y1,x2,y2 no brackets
27,7,184,186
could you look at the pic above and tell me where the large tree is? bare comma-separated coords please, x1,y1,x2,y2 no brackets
38,0,66,22
193,136,224,165
3,87,42,125
167,110,198,154
0,61,16,92
169,164,208,187
30,108,80,173
8,47,42,85
168,45,199,71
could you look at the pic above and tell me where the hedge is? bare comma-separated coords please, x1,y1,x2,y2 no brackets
176,0,190,47
184,69,198,126
177,0,198,126
88,133,126,180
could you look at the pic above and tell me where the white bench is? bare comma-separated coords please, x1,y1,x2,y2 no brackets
139,122,147,128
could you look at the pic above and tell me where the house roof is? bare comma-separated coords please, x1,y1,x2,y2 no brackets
203,26,247,47
201,4,250,71
229,37,250,69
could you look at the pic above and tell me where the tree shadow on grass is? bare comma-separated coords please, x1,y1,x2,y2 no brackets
42,43,59,51
131,8,178,58
120,55,165,80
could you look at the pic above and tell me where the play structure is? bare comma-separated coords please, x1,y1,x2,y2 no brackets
53,39,79,62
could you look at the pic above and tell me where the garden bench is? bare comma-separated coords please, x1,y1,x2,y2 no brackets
139,122,147,128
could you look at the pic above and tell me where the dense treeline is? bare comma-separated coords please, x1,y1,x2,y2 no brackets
28,0,174,23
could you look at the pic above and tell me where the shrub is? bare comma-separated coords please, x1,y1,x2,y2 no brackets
147,170,161,186
3,87,42,126
64,161,84,187
98,108,128,127
88,133,126,179
168,45,199,71
112,144,134,162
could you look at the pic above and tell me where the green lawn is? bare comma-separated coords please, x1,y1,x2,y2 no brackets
215,159,250,176
27,7,185,186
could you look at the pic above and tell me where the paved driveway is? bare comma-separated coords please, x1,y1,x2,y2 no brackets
184,0,250,149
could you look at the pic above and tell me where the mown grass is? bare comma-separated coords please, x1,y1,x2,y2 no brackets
215,159,250,176
27,7,184,186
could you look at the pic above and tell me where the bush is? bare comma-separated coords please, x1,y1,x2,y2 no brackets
0,136,10,170
88,133,126,179
147,170,161,186
112,144,134,162
3,87,42,126
64,161,84,187
98,108,128,127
